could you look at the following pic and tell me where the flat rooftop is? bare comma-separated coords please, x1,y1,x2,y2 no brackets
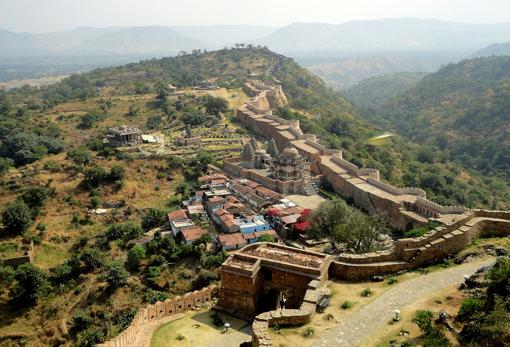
240,243,326,269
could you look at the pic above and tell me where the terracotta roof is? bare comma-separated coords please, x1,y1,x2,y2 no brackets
280,214,301,225
255,186,281,199
226,195,241,203
246,181,260,189
214,208,228,217
208,196,224,203
167,209,188,221
218,233,247,247
198,173,227,183
180,227,208,242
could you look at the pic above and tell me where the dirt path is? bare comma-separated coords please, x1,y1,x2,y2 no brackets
313,258,494,347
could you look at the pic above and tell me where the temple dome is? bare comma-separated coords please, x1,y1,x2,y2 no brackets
281,147,299,159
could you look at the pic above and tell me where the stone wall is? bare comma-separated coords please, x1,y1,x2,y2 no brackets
97,286,219,347
329,210,510,280
1,240,34,267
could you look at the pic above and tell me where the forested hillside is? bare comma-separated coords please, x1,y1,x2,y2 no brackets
1,47,510,346
344,72,427,109
368,56,510,181
3,49,510,208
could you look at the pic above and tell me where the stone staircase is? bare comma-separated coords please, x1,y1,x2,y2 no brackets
303,182,319,196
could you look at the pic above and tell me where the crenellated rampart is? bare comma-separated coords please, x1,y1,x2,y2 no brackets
96,286,219,347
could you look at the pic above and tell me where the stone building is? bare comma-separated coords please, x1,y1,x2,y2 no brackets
272,146,311,181
216,242,332,319
174,125,201,146
106,125,142,147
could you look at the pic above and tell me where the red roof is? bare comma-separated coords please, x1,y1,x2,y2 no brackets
294,220,312,233
255,186,281,199
167,209,188,221
246,181,260,189
281,214,301,225
218,233,246,247
208,196,224,203
180,227,208,242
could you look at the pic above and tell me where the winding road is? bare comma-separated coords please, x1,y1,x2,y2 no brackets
313,257,494,347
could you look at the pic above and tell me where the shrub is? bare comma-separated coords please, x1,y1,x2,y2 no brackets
67,147,92,166
10,263,50,305
143,289,169,304
193,269,219,290
2,199,33,234
79,248,106,271
361,288,373,297
43,160,60,172
21,186,51,214
457,297,484,321
127,245,146,270
388,277,398,285
141,208,166,231
102,261,129,288
341,300,353,309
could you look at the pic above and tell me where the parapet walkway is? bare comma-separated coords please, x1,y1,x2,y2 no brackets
314,257,495,347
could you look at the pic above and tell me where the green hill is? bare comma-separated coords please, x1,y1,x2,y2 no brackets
374,56,510,180
344,72,428,109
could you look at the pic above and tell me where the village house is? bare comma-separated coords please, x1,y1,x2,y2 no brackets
167,209,195,236
216,229,278,250
178,227,209,245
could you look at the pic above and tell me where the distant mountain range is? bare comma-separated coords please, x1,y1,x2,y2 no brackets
0,25,279,57
306,53,457,89
472,42,510,57
3,18,510,84
251,18,510,55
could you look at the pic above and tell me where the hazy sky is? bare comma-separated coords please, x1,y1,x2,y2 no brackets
2,0,510,33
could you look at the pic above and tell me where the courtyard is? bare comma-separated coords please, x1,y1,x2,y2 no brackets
151,309,252,347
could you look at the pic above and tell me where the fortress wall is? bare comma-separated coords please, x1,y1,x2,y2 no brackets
415,197,469,215
329,261,408,280
366,178,403,196
336,251,399,264
359,169,380,180
97,286,219,347
330,155,360,175
400,187,427,197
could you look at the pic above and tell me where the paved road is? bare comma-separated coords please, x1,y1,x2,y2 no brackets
313,258,494,347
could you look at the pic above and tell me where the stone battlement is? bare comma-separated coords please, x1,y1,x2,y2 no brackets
96,286,219,347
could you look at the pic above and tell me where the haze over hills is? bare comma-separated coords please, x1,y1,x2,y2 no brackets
472,42,510,57
306,53,452,89
3,18,510,85
251,18,510,55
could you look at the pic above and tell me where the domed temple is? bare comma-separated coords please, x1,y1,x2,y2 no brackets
272,146,311,181
225,139,318,195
